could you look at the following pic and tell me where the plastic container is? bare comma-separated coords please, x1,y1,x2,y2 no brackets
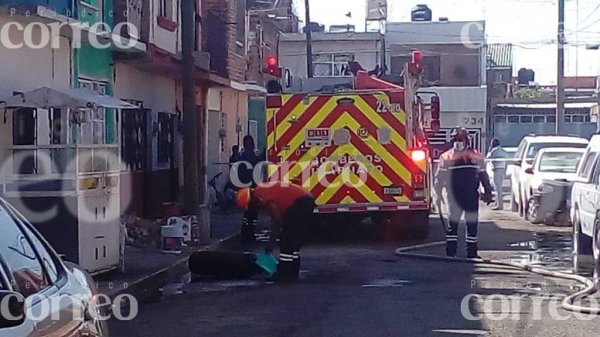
255,253,278,276
167,217,191,243
161,225,183,254
411,4,432,22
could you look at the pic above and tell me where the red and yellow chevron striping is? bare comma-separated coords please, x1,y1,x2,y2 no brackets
266,91,427,207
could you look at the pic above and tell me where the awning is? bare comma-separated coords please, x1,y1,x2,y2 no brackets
0,87,139,110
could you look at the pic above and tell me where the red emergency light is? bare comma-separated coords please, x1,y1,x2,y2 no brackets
412,51,423,66
265,55,282,77
408,50,424,75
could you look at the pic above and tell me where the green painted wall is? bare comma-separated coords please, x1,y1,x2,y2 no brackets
75,44,113,81
72,0,116,144
248,98,266,152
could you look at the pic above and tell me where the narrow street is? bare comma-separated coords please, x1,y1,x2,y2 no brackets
109,206,600,337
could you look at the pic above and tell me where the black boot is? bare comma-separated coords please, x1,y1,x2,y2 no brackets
241,219,257,244
275,259,295,284
291,256,301,282
466,243,479,259
446,241,457,257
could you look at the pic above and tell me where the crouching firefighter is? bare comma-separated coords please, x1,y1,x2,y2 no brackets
236,182,316,283
435,127,494,258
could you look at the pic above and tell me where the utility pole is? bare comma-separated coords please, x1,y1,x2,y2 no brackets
556,0,566,134
305,0,313,78
181,0,199,213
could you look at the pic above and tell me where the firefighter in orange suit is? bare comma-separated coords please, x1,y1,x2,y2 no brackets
435,127,494,258
236,182,316,283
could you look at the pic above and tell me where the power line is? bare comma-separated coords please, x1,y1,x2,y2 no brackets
578,2,600,26
572,16,600,33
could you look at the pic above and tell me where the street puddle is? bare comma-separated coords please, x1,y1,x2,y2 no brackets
507,232,594,276
183,280,264,293
362,278,412,288
160,283,185,296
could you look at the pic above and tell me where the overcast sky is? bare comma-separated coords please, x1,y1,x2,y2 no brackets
293,0,600,84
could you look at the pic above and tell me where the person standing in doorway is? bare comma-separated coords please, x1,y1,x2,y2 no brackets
237,135,261,244
486,138,507,211
230,145,240,166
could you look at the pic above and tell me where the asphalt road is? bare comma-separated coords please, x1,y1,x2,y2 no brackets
110,208,600,337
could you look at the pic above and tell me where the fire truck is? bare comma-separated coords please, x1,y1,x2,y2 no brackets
265,52,440,238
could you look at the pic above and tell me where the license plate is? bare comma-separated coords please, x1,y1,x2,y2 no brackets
383,187,403,196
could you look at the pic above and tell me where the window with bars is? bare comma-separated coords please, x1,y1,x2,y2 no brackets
160,0,174,19
312,54,354,77
79,0,104,26
495,114,591,124
78,79,107,145
157,112,175,164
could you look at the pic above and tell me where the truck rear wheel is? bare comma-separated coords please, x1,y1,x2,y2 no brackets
388,210,430,240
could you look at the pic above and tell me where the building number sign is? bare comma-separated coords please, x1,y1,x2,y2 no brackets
464,117,484,126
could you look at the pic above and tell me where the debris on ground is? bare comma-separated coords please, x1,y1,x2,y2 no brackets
121,215,162,248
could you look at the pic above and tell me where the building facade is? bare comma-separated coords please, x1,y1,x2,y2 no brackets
493,102,598,146
112,0,193,218
279,32,385,92
0,0,141,272
386,20,488,153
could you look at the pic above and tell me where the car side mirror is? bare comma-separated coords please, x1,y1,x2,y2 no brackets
525,168,534,175
0,291,26,328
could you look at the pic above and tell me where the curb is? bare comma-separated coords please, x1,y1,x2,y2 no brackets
105,232,240,302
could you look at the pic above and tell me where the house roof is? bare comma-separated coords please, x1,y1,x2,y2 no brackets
279,32,382,42
487,43,513,69
386,21,486,45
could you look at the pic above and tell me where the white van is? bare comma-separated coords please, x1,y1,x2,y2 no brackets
570,134,600,277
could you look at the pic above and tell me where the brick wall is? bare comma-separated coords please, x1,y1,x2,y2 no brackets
203,0,246,82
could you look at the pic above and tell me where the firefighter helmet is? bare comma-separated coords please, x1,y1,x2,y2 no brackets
450,127,469,142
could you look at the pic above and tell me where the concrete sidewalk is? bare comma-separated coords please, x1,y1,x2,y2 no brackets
95,211,243,301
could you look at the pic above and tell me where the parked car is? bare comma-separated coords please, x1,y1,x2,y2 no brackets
0,198,109,337
570,135,600,275
510,135,589,218
486,147,518,194
524,148,585,224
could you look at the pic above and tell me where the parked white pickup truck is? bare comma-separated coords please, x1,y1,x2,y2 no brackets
570,135,600,276
524,148,585,225
511,135,589,218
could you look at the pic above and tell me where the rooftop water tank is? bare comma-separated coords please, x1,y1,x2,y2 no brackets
411,4,432,22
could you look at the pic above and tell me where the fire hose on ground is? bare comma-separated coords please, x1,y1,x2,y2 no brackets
395,241,600,315
408,192,600,315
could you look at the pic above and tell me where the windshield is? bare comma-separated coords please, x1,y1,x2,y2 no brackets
526,142,587,160
505,149,517,159
538,152,583,173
